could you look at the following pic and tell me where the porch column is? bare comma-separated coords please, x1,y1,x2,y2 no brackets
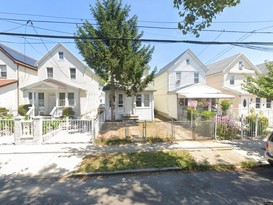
65,92,68,106
32,91,35,117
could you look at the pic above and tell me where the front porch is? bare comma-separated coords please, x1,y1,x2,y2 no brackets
21,79,82,118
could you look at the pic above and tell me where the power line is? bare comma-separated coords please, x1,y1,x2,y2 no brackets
2,32,273,46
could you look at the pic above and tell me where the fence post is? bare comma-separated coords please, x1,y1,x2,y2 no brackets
91,119,94,142
255,114,258,138
33,116,43,144
142,120,147,141
171,119,175,140
214,115,218,140
240,114,244,138
14,116,23,145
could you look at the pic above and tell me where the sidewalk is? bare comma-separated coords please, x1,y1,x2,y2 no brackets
0,139,268,178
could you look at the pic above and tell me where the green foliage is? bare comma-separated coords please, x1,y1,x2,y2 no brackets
216,116,239,140
18,104,32,116
187,108,199,121
201,110,216,120
242,62,273,100
62,107,75,118
75,0,156,120
173,0,240,37
43,120,61,134
220,100,231,115
245,113,268,136
240,161,256,168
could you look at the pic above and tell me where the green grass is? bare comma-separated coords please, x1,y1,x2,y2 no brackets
240,161,257,169
75,150,239,173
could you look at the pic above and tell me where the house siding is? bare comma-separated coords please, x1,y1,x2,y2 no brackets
0,83,17,114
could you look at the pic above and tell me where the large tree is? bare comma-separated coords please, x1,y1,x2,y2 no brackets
173,0,240,37
242,62,273,100
75,0,155,121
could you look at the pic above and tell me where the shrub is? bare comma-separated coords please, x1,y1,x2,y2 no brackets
216,116,239,140
220,100,231,116
18,104,32,116
187,108,199,121
245,113,268,136
62,107,75,118
201,110,216,120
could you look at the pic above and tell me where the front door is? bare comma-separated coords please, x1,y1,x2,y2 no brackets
48,93,56,114
240,96,249,117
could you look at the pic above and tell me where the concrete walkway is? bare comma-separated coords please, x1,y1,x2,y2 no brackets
0,139,268,178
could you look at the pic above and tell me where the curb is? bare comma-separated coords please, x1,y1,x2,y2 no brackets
70,167,185,178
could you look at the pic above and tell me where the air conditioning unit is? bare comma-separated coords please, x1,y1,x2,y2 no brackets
176,80,180,84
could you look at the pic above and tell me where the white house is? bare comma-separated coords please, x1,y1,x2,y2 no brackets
0,43,38,115
103,83,155,121
21,43,101,119
154,49,233,120
206,53,265,119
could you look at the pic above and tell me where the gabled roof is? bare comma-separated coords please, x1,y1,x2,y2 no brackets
0,79,17,88
156,49,207,76
36,43,100,82
256,61,273,74
0,43,37,69
206,53,260,76
21,78,86,91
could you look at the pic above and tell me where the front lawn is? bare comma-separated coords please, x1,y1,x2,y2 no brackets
75,150,236,173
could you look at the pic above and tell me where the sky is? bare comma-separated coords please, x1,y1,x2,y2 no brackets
1,0,273,71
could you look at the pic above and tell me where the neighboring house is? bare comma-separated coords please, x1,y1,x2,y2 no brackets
103,84,155,121
256,61,272,74
154,49,233,120
0,43,38,115
206,53,265,118
21,43,101,119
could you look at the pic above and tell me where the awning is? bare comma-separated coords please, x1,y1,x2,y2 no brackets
178,93,234,99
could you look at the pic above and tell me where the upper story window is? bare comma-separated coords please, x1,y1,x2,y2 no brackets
58,51,64,60
239,61,244,70
118,94,124,107
256,97,261,109
186,58,190,65
194,72,199,84
0,65,7,78
70,68,76,79
230,75,235,85
176,72,181,86
47,67,53,78
266,99,271,108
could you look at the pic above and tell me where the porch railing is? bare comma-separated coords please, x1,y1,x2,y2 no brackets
50,106,63,118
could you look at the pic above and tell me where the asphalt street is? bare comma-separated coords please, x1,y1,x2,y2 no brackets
0,167,273,205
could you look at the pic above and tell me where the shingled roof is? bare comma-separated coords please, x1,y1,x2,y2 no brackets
206,53,241,76
0,43,37,69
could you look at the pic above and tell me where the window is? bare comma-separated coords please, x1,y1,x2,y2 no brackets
256,98,261,108
38,93,44,106
136,94,142,107
176,72,181,85
70,68,76,79
194,72,199,84
118,94,123,107
47,67,53,78
29,92,33,104
239,61,244,70
68,93,74,106
186,59,190,65
58,51,64,60
144,94,150,107
59,93,65,106
0,65,7,78
266,99,271,108
230,75,235,85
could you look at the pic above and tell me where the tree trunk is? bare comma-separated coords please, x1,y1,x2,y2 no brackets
110,75,116,122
